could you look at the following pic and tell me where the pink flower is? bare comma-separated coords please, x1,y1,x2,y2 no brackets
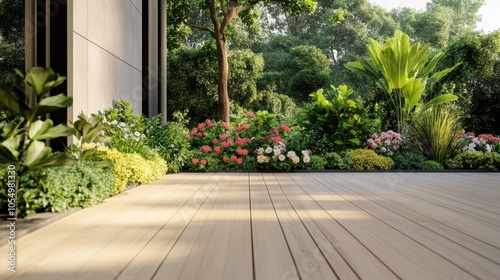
190,128,197,137
200,159,207,166
271,128,280,136
197,132,203,139
220,133,228,141
230,156,237,162
236,158,243,165
201,145,212,153
272,136,282,143
191,158,199,165
221,122,229,129
236,124,250,132
212,138,219,145
246,112,255,118
381,147,387,153
280,124,291,133
375,138,381,144
205,119,215,128
197,123,205,132
214,146,222,154
223,156,228,163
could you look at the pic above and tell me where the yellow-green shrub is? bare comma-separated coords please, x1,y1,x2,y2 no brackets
95,147,167,194
348,149,394,170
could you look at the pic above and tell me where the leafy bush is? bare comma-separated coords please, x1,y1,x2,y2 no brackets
420,160,444,170
297,85,380,153
460,132,500,153
366,130,403,157
323,152,353,170
84,146,167,194
393,152,427,170
446,151,500,171
0,162,113,217
143,112,192,173
348,149,394,170
302,155,326,170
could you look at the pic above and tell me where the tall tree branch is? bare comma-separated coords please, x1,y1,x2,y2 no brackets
184,22,215,37
237,3,255,14
220,0,227,14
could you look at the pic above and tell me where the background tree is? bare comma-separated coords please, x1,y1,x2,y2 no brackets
0,0,24,84
426,0,485,38
168,0,318,123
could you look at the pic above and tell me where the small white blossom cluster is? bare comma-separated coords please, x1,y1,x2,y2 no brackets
106,119,145,142
256,142,310,165
463,137,492,153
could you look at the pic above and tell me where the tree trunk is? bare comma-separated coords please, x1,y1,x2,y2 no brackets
215,33,230,123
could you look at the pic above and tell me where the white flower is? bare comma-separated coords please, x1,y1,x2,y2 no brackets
486,144,492,153
141,134,146,138
303,156,310,163
257,155,269,163
265,147,273,154
111,120,118,125
301,150,309,157
468,143,476,151
274,148,281,156
119,122,126,127
257,148,264,155
287,151,296,159
278,155,286,161
292,156,300,164
134,131,141,137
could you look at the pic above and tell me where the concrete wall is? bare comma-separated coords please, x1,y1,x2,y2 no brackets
68,0,143,120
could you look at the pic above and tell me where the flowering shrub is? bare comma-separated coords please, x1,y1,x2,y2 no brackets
459,132,500,153
188,111,311,171
366,130,403,156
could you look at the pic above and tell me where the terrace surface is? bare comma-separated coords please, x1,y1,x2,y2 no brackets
1,172,500,280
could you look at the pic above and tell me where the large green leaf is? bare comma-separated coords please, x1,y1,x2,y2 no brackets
1,135,22,159
28,94,73,119
0,85,29,116
26,152,73,171
33,124,75,140
401,78,425,112
24,67,66,97
24,140,52,167
29,119,52,139
420,94,458,113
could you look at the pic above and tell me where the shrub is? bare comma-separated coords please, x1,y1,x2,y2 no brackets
0,162,113,217
297,85,380,153
302,155,325,170
323,152,353,170
446,151,500,171
348,149,394,170
460,132,500,153
366,130,403,157
420,160,444,170
393,152,427,170
87,146,167,194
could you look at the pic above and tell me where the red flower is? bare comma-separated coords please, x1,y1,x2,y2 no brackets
246,112,255,118
191,158,199,165
236,124,250,132
271,136,282,143
236,158,243,165
264,135,271,141
220,133,228,141
280,124,291,133
221,122,229,129
241,149,249,156
197,132,203,138
201,145,212,153
190,128,197,136
214,146,222,154
223,156,228,163
197,123,205,132
230,155,237,162
205,119,215,128
271,128,280,136
222,141,230,148
212,138,219,145
200,159,207,166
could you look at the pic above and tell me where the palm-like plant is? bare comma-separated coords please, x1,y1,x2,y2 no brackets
345,30,460,133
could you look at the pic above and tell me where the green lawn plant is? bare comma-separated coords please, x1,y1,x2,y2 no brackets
0,67,75,218
346,30,460,134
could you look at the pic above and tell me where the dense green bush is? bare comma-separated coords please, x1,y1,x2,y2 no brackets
0,162,113,217
297,85,380,153
348,149,394,170
420,160,444,170
393,152,427,170
323,152,353,170
143,113,192,173
446,151,500,171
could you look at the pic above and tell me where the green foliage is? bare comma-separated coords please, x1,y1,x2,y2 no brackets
143,113,192,173
393,151,427,170
323,151,353,170
446,151,500,171
420,160,444,170
347,149,395,170
0,67,74,173
411,106,463,164
0,161,113,217
345,30,459,133
426,0,485,38
246,85,298,118
297,85,380,152
71,112,111,144
303,155,325,170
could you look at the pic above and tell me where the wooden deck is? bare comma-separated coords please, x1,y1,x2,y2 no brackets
1,172,500,280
